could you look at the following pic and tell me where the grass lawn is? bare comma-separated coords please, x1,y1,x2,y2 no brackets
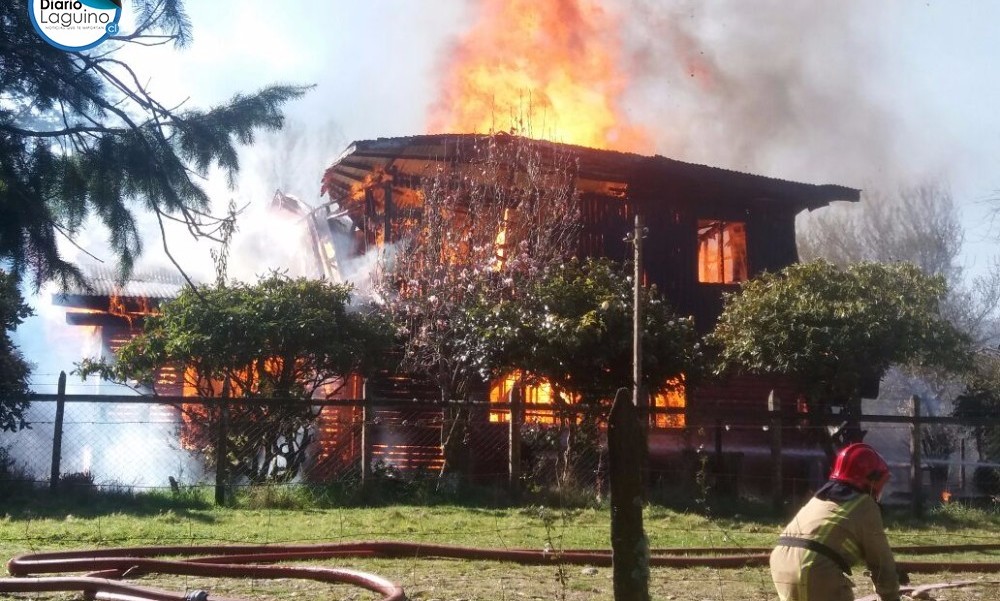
1,489,998,601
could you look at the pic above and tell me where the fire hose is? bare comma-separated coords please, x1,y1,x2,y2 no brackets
2,542,999,601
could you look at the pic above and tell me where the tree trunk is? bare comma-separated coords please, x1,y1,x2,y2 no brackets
438,406,470,487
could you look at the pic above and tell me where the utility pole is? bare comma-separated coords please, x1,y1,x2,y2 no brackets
616,215,664,596
630,214,647,410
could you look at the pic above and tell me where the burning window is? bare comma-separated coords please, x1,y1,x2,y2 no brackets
489,372,685,428
489,372,576,425
651,377,686,429
697,220,748,284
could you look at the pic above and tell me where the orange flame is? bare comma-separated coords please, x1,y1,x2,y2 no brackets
107,293,158,327
108,294,133,327
428,0,652,152
489,371,686,428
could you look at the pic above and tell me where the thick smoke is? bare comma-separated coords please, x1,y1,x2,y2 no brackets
5,118,348,489
615,0,917,187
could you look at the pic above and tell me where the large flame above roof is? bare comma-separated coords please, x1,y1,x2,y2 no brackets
427,0,652,153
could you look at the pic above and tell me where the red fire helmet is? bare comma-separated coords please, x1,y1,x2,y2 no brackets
829,443,891,498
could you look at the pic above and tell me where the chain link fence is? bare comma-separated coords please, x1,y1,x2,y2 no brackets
2,393,999,510
1,395,609,502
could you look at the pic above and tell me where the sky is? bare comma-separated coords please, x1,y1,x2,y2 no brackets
16,0,1000,390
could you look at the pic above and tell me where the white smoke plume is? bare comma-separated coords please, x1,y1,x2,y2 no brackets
615,1,930,187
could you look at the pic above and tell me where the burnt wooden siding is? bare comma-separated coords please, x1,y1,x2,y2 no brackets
579,185,803,331
322,134,856,333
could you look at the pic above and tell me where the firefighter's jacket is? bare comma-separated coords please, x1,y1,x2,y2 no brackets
770,484,900,601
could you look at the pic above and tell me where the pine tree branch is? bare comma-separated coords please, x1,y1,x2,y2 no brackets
159,208,232,243
52,54,204,221
131,0,169,38
110,35,178,47
153,207,204,297
50,53,145,131
0,123,126,138
50,221,105,266
84,57,171,120
102,0,191,48
1,1,305,287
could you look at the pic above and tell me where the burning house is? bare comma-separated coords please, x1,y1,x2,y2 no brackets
53,267,187,396
317,133,858,327
45,134,862,495
314,132,861,493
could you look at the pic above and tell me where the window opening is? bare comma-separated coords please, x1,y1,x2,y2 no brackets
697,220,748,283
651,376,686,428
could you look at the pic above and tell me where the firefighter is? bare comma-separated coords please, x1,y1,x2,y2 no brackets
770,443,901,601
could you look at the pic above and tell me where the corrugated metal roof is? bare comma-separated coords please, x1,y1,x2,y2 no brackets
320,133,860,209
58,266,188,300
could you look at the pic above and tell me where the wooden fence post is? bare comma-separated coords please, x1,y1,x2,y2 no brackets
609,388,650,601
960,438,966,494
769,390,783,513
910,395,923,518
214,398,228,506
361,399,373,487
508,383,523,497
49,371,66,492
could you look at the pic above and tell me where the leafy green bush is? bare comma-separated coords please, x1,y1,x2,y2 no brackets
58,471,97,497
0,446,35,500
973,464,1000,496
